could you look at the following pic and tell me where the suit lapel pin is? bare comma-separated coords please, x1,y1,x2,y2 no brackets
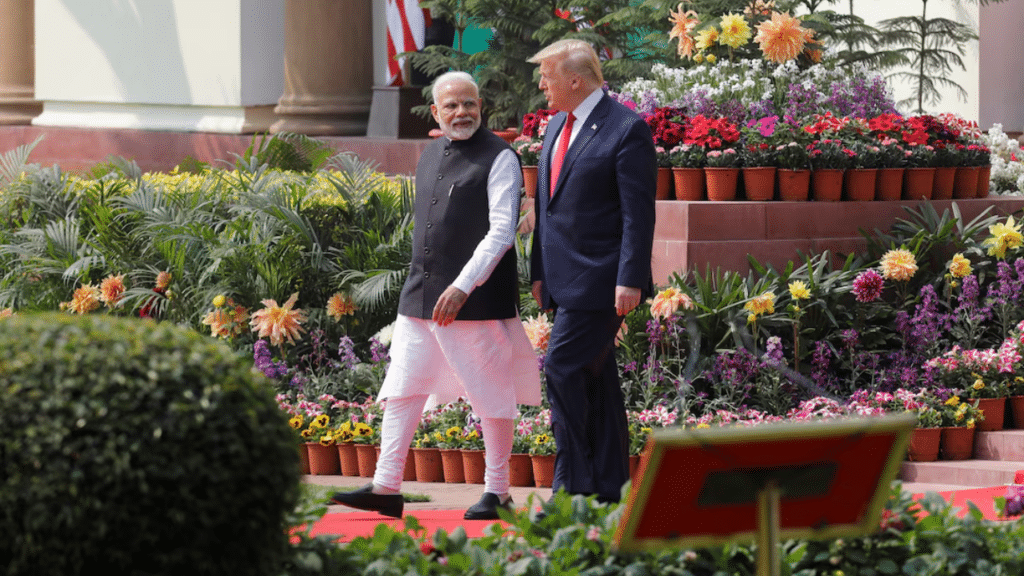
591,124,597,130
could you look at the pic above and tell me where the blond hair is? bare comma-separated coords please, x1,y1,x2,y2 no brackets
528,39,604,85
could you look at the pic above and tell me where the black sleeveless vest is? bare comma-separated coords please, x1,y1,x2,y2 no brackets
398,128,519,320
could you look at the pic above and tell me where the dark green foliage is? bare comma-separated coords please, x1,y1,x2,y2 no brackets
241,132,337,173
0,313,301,576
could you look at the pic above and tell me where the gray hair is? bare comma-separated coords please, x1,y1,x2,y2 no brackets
431,71,479,103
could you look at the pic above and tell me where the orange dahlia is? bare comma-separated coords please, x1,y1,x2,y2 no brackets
65,284,102,315
326,293,357,321
155,271,172,290
202,309,234,339
649,286,695,320
99,274,126,307
754,11,806,63
522,312,552,353
879,248,918,282
250,292,306,346
0,308,13,318
668,4,700,59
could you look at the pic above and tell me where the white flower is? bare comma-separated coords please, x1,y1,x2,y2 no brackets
373,321,396,346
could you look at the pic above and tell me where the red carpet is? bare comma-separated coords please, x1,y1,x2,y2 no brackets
307,486,1015,543
308,509,510,542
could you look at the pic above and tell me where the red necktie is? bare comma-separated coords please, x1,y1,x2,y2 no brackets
550,112,575,197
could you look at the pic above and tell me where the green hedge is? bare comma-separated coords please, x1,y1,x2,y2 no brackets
0,313,301,576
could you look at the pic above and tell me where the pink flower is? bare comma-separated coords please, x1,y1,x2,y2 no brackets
851,269,884,302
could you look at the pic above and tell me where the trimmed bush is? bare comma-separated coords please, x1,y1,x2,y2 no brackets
0,313,301,576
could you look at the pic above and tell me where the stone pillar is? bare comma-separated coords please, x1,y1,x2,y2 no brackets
270,0,373,135
0,0,42,124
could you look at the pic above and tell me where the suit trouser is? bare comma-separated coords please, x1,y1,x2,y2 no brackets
544,306,629,501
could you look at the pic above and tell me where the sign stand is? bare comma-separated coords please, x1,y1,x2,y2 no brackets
613,414,916,576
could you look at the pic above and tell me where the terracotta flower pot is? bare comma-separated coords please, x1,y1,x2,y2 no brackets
875,167,904,201
299,443,310,474
440,448,465,483
1010,396,1024,429
903,168,934,200
940,427,975,460
508,453,534,487
411,447,443,483
977,164,992,197
672,167,704,200
337,442,359,476
377,445,417,481
777,168,810,201
906,427,941,462
531,453,555,488
975,397,1007,431
307,442,340,475
742,166,776,201
704,167,739,201
952,166,980,199
656,167,673,200
521,165,537,199
355,443,378,477
811,169,844,201
932,166,956,200
844,168,877,201
461,449,486,484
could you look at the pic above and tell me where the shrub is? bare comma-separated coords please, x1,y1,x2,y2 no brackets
0,313,301,576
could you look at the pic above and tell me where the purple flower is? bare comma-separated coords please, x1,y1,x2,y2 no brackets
337,336,359,369
1004,485,1024,517
852,269,884,302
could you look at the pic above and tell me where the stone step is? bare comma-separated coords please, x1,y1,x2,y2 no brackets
974,428,1024,461
900,459,1024,489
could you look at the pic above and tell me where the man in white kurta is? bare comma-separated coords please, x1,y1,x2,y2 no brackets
329,71,541,520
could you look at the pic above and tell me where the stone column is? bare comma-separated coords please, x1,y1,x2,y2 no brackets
0,0,42,124
270,0,373,135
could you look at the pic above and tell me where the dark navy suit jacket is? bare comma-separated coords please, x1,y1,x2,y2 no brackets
530,93,657,310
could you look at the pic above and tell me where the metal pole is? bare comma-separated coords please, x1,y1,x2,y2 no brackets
755,481,782,576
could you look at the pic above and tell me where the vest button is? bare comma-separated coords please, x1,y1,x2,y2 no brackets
426,222,432,228
431,198,438,204
546,210,552,217
444,150,450,156
437,174,443,180
424,247,431,254
424,272,430,278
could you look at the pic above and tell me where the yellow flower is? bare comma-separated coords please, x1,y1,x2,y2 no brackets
319,433,335,447
300,428,313,439
354,422,373,437
326,293,357,321
155,271,172,290
743,292,776,316
948,253,972,278
754,11,807,63
99,274,126,307
966,418,976,429
212,294,226,307
983,215,1023,259
718,13,752,49
705,53,717,64
747,313,757,324
879,248,918,282
65,284,102,315
788,281,810,300
445,426,462,439
313,414,330,428
696,423,710,429
668,4,700,59
973,378,985,391
250,292,307,346
695,27,720,51
288,416,304,430
693,53,705,64
649,286,695,320
534,434,551,445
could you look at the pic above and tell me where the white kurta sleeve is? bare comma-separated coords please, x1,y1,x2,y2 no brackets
450,148,521,295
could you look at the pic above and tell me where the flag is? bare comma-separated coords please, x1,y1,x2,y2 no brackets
386,0,427,86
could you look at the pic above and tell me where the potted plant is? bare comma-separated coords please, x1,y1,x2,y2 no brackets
874,137,908,200
845,141,882,201
351,421,378,477
305,414,341,475
938,393,982,460
669,143,708,200
528,423,556,488
739,116,780,201
807,139,855,201
411,426,445,483
704,148,741,201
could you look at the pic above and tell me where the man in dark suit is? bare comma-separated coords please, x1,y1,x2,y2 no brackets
528,39,657,503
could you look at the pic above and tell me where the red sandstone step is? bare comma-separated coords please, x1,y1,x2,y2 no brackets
901,460,1024,489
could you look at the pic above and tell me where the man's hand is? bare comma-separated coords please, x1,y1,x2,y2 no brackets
432,286,468,327
615,286,641,317
532,280,544,309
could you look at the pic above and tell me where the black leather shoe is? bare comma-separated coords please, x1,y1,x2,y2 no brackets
464,492,512,520
329,483,403,518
